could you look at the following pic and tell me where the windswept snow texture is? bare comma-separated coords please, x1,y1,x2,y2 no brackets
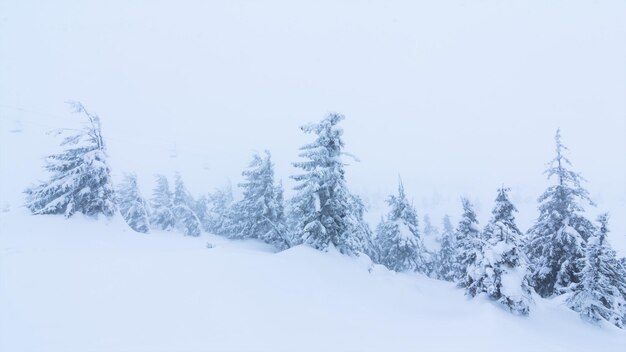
1,213,625,352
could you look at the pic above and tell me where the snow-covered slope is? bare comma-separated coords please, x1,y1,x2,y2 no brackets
1,84,625,352
1,212,625,352
1,2,625,349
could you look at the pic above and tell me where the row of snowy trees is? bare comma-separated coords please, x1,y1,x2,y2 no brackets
25,103,626,329
427,130,626,326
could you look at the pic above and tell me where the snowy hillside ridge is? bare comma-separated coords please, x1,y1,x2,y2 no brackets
1,211,625,352
1,0,625,349
10,105,626,331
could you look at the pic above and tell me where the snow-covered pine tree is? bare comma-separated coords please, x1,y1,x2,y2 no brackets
227,151,290,250
346,193,378,261
149,174,176,231
567,214,626,329
375,180,430,273
201,185,235,236
465,187,533,315
193,194,210,230
25,102,115,218
455,198,482,285
422,213,441,258
290,113,373,256
527,129,595,298
117,173,150,233
271,181,292,249
172,173,202,237
423,214,439,238
436,215,457,282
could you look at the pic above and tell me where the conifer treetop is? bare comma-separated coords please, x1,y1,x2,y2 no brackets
66,100,105,152
541,129,594,208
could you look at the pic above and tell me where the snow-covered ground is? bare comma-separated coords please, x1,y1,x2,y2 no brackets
1,106,625,351
1,1,625,350
1,48,625,352
1,212,625,352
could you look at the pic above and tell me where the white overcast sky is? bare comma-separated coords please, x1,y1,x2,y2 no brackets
1,1,625,249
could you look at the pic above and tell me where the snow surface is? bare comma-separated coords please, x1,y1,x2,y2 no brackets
500,266,528,302
1,212,625,352
1,1,626,350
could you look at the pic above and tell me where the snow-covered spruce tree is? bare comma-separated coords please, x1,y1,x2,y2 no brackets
290,113,373,256
193,194,210,230
201,185,235,236
117,173,150,233
272,181,292,248
348,193,378,261
567,214,626,329
436,215,457,282
422,213,441,256
423,214,439,238
465,187,533,315
376,180,430,273
455,198,482,285
149,174,176,231
227,151,290,250
172,173,202,237
25,102,115,217
527,129,595,298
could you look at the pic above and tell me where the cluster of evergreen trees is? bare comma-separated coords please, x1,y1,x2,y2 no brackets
25,103,626,329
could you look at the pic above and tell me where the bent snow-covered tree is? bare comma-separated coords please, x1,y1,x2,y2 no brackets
117,173,150,233
172,173,202,237
25,102,115,218
149,174,176,231
567,214,626,329
376,180,430,273
465,187,533,315
290,113,372,256
527,129,595,298
455,198,482,284
228,151,290,250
